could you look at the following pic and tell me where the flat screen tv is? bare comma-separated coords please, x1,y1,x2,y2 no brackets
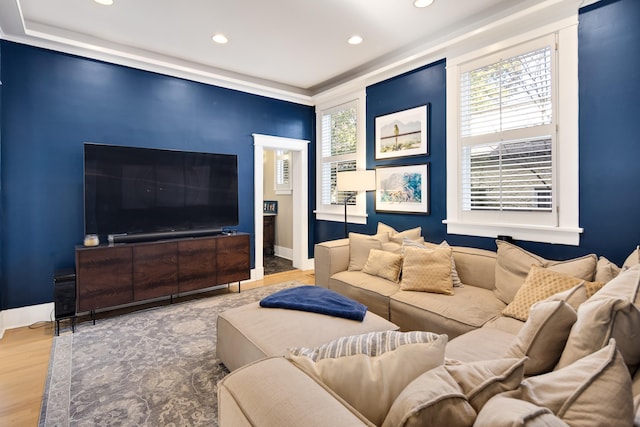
84,143,239,239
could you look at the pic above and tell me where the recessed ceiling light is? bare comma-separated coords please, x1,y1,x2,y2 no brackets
414,0,434,7
348,35,363,45
94,0,114,5
212,34,229,44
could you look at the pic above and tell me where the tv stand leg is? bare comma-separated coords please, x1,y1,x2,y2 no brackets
91,310,96,325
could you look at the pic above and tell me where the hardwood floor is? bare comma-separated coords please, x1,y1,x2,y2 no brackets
0,269,315,427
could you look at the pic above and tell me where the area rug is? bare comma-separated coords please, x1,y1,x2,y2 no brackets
39,281,300,427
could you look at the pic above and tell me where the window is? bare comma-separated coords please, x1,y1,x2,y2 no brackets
446,29,581,245
315,94,367,223
274,150,292,195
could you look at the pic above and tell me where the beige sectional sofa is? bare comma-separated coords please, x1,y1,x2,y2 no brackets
218,227,640,426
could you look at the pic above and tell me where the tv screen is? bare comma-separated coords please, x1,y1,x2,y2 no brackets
84,143,239,238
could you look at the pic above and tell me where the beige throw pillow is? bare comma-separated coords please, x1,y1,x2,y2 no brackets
556,296,640,370
623,246,640,269
502,266,598,321
377,222,422,244
400,246,454,295
348,232,389,271
507,340,634,427
422,240,463,287
475,396,570,427
288,331,447,426
494,240,597,304
382,357,526,427
381,366,477,427
362,249,403,283
595,256,622,283
504,299,577,375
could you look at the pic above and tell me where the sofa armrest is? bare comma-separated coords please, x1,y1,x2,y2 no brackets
218,357,373,427
314,238,350,288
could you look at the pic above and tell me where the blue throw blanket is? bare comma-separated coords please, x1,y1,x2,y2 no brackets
259,286,368,321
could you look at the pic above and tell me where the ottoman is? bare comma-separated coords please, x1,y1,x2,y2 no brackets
217,301,399,371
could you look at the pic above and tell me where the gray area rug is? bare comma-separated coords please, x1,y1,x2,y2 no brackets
39,281,299,427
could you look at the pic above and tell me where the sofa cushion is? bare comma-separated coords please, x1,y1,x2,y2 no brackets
288,331,446,426
475,396,570,427
450,246,497,291
494,240,597,304
381,365,476,427
362,249,403,283
502,266,598,321
504,299,577,375
400,246,453,295
556,295,640,370
392,285,507,339
330,270,399,319
348,232,390,271
506,340,634,426
445,327,517,363
592,264,640,304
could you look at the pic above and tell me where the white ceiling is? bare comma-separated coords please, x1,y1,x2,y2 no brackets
0,0,595,101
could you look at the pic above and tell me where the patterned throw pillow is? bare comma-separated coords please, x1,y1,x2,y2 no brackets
288,331,446,426
400,246,454,295
502,266,602,321
403,238,463,287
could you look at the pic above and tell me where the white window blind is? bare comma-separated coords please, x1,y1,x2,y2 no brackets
459,40,556,221
320,103,357,206
275,150,292,194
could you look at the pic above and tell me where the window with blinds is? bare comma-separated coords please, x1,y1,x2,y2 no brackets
320,103,358,206
459,41,556,220
275,150,292,194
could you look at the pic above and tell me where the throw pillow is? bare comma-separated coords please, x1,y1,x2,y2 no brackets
381,366,477,427
475,396,570,427
362,249,403,283
494,240,597,304
545,282,588,311
595,256,622,283
422,240,463,287
590,264,640,305
556,296,640,370
377,222,422,244
623,246,640,269
504,299,577,375
382,236,424,254
288,331,447,426
506,340,634,426
400,246,454,295
382,357,526,427
348,232,390,271
446,357,526,413
502,265,600,321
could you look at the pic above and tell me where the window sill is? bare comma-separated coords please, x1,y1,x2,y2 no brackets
315,210,368,225
443,220,583,246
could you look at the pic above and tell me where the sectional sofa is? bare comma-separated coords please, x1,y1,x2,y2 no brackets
218,226,640,426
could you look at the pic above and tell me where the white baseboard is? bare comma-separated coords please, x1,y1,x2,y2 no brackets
274,245,293,260
0,302,54,339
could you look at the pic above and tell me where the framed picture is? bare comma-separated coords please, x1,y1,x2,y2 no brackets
263,200,278,214
375,105,428,160
375,164,429,214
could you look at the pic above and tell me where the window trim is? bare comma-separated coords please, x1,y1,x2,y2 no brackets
445,22,582,246
315,90,368,224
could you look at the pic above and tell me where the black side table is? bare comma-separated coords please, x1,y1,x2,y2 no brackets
54,269,77,335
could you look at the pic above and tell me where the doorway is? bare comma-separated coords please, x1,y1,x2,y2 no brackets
252,134,311,280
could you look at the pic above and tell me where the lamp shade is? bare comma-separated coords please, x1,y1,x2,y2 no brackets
336,170,376,192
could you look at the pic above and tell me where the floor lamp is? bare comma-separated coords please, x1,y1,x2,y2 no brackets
336,170,376,238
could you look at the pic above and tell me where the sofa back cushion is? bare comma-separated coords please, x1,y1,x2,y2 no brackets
450,246,497,291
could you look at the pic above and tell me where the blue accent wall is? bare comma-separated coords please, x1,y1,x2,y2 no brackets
0,41,313,310
313,0,640,266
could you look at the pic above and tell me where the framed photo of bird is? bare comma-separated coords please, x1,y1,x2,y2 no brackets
375,104,428,160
